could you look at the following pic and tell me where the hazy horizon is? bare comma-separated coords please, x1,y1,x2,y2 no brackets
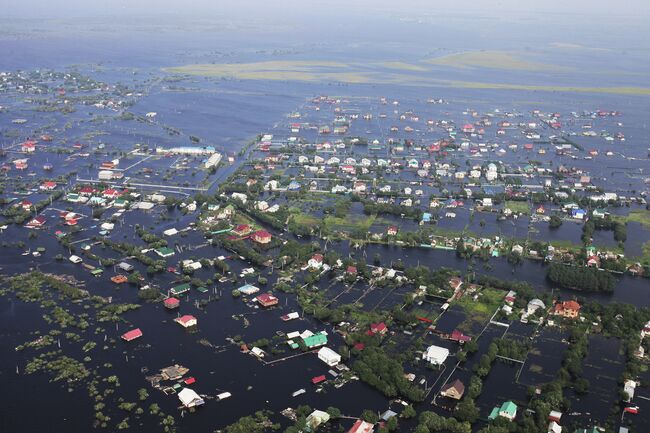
3,0,650,20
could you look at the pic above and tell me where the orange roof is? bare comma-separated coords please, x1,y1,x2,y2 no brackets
111,275,128,284
555,300,581,312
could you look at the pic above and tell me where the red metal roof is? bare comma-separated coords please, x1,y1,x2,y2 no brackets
311,375,326,384
451,329,472,343
176,315,196,324
164,297,180,307
121,328,143,341
256,293,278,305
252,230,272,240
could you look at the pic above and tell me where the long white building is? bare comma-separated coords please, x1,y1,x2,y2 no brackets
156,146,216,155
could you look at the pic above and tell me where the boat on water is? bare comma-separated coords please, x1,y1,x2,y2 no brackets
291,389,306,397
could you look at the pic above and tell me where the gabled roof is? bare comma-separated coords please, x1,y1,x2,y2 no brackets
441,379,465,397
348,419,374,433
303,332,327,348
122,328,143,341
500,400,517,415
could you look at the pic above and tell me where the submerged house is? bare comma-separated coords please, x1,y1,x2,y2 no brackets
440,379,465,400
488,401,517,421
117,262,134,272
163,297,180,309
553,300,581,319
527,298,546,316
369,322,388,336
306,410,331,431
303,332,328,349
256,293,279,308
238,284,261,295
348,419,374,433
317,347,341,366
155,247,175,258
177,388,205,408
25,215,47,228
174,315,197,328
448,329,472,344
121,328,143,342
170,283,191,296
422,345,449,365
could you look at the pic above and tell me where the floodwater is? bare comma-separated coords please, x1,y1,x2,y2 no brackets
1,12,650,433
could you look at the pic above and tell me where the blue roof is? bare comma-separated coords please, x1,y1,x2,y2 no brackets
483,186,504,195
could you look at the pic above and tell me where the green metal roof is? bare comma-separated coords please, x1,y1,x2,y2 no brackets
170,283,190,295
488,401,517,420
303,333,327,348
500,401,517,415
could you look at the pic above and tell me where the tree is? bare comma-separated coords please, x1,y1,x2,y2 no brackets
361,409,379,424
326,407,341,419
467,376,483,399
574,377,590,394
455,398,479,423
402,405,416,419
547,263,615,292
549,215,563,229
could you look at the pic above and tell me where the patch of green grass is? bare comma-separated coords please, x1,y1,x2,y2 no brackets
455,287,504,327
163,61,369,83
622,210,650,228
449,80,650,96
232,213,255,227
642,241,650,264
426,50,570,72
505,200,531,215
163,61,650,96
323,214,375,233
291,213,319,227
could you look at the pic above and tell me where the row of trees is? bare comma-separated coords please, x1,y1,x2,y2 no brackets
413,411,471,433
547,263,615,292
